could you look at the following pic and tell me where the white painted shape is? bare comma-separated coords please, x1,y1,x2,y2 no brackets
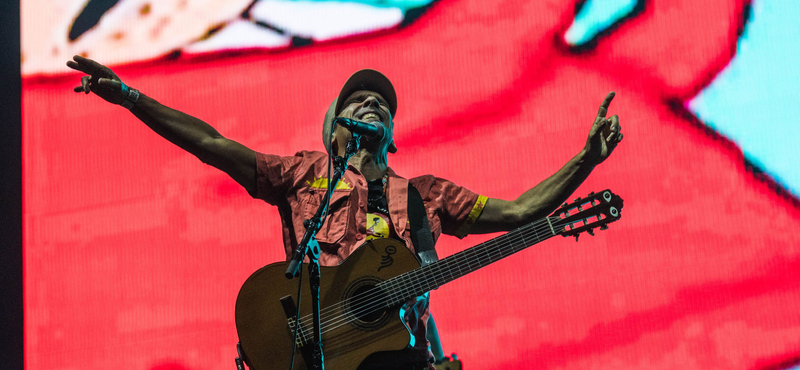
250,0,404,41
183,20,291,53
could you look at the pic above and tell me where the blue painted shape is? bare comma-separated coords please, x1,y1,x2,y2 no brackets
688,0,800,198
564,0,639,46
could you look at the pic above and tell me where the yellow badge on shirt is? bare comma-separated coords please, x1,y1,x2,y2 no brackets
365,213,391,241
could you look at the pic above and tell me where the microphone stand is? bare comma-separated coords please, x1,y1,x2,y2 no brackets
285,133,363,370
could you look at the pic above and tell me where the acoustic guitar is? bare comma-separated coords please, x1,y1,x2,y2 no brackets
235,190,623,370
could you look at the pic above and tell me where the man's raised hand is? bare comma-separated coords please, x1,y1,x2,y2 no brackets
66,55,128,105
584,91,623,165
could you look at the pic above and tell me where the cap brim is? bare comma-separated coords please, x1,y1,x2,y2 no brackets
334,69,397,118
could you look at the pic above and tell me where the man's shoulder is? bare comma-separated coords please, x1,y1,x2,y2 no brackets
408,174,475,196
294,149,328,159
407,174,438,193
408,174,436,183
387,170,434,184
256,149,327,163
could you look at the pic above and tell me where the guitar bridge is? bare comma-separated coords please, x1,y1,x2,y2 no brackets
279,295,316,368
280,295,311,348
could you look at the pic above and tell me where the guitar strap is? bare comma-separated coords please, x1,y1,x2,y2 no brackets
407,184,438,266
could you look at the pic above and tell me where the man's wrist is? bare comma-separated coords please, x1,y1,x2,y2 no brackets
119,81,140,110
575,149,600,169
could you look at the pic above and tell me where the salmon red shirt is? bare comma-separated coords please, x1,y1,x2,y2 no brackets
252,150,487,357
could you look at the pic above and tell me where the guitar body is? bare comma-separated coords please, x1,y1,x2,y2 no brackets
236,238,421,370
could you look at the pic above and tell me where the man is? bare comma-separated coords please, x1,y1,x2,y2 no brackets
66,55,623,369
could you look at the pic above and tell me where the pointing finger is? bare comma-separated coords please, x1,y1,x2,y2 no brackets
66,60,96,76
71,55,106,75
97,78,119,90
66,60,87,74
68,56,94,74
596,91,615,120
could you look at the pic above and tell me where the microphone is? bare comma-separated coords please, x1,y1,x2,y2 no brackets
334,118,385,141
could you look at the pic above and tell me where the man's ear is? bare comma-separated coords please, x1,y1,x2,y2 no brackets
388,140,398,153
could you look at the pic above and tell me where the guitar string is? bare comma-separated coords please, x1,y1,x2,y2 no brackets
310,217,549,322
290,196,608,336
285,218,546,343
292,217,560,341
312,218,559,337
295,223,555,344
294,215,573,343
302,218,559,341
288,217,564,341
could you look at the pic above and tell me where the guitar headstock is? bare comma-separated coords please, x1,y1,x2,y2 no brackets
552,190,623,240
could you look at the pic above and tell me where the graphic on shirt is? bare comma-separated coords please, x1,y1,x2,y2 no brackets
365,212,391,241
306,176,353,190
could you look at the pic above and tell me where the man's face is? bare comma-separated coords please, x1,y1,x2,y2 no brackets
331,90,394,157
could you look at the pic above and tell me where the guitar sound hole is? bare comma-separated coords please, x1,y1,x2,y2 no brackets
351,285,385,322
342,277,391,331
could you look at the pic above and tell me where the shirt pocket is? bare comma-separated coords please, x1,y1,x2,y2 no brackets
303,188,352,245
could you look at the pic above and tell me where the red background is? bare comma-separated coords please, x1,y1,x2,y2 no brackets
23,0,800,369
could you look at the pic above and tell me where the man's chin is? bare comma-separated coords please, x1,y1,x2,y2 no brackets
360,141,389,159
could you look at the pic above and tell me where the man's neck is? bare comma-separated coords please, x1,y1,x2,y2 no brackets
347,149,388,181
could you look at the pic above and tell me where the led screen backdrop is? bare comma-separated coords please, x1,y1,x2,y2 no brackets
22,0,800,369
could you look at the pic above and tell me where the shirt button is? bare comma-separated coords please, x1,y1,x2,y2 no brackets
359,201,364,207
356,233,364,240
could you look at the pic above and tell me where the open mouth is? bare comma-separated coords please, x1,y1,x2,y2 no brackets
359,112,381,122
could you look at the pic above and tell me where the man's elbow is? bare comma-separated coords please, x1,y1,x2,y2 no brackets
505,203,531,229
483,199,528,230
505,198,554,228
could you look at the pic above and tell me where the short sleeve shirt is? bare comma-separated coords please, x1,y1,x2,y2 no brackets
251,150,487,360
252,150,487,265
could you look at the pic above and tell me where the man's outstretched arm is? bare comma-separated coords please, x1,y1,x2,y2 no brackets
470,92,623,234
67,55,257,195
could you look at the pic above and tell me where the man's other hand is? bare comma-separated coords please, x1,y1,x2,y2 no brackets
584,91,623,165
66,55,127,105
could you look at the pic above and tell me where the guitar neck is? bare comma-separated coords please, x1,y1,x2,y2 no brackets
381,216,559,306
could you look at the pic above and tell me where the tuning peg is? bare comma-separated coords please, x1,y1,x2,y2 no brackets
587,228,595,236
600,224,609,230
